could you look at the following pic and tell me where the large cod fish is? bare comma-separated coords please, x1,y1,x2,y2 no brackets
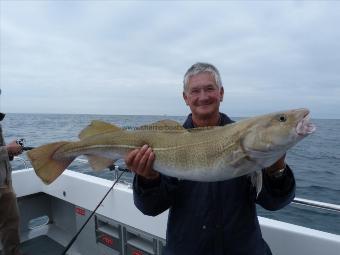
27,108,315,185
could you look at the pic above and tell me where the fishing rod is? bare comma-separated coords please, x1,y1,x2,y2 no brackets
16,138,34,151
61,169,125,255
22,146,35,151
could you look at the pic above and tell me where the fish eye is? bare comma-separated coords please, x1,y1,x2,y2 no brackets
278,114,287,122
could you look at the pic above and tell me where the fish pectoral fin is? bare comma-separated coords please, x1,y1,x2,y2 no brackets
86,155,114,171
79,120,122,139
250,171,263,198
138,119,187,132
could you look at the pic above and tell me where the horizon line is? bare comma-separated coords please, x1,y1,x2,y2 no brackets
4,112,340,120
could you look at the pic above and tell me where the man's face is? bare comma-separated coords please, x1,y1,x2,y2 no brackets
183,72,224,119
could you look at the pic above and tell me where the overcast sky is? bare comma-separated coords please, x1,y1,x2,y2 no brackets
1,1,339,118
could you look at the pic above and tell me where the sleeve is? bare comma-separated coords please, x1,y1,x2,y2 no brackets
256,164,296,211
0,146,9,161
133,174,179,216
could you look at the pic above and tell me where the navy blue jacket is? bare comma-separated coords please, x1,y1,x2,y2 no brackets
133,113,295,255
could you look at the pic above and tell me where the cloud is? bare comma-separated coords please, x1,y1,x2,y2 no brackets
1,1,340,118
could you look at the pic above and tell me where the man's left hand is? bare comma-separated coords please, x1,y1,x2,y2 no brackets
265,154,286,177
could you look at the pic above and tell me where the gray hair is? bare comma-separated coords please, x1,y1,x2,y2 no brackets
183,62,222,91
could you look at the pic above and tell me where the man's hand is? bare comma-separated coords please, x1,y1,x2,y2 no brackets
6,140,23,157
265,154,286,177
124,144,159,180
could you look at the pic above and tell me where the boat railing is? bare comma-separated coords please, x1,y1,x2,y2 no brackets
292,197,340,213
13,156,30,169
13,156,340,214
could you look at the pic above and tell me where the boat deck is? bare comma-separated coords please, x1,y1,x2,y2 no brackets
20,236,64,255
1,168,339,255
0,236,64,255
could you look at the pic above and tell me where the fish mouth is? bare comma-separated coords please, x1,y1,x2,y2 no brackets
296,110,316,136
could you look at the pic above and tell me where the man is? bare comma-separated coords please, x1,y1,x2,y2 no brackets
125,63,295,255
0,112,23,255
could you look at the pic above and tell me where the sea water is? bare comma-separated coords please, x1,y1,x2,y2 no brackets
2,113,339,235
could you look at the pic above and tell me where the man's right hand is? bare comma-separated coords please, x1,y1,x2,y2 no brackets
124,144,159,180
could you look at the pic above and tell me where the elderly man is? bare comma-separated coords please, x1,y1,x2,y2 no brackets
0,112,23,255
125,63,295,255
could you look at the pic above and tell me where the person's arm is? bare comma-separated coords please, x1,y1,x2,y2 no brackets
125,145,178,216
0,145,9,160
256,155,296,210
133,173,178,216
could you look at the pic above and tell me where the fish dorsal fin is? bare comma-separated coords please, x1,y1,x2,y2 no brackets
86,155,114,171
138,119,186,132
79,120,121,139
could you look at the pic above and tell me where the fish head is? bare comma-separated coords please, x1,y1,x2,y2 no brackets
241,108,316,167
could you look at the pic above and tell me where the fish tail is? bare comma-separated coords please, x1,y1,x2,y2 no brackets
27,141,75,184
